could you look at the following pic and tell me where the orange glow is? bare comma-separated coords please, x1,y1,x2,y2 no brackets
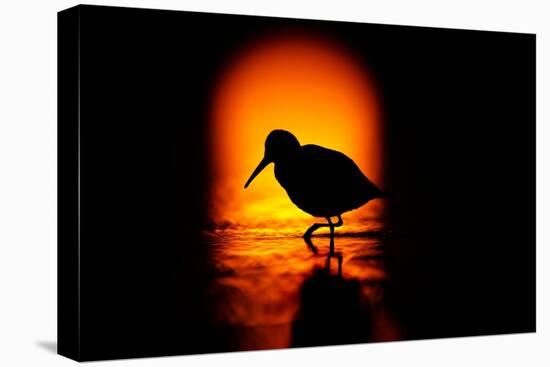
206,35,395,349
210,34,384,235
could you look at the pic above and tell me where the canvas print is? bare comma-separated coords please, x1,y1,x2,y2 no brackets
58,5,535,361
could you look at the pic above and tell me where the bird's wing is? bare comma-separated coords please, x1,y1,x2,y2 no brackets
294,145,381,214
300,144,365,179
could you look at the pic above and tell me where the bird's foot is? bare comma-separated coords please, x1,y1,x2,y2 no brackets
303,235,319,254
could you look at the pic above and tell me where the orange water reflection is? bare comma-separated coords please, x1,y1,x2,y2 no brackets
205,220,400,350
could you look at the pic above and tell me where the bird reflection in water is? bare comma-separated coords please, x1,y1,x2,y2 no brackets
205,222,400,350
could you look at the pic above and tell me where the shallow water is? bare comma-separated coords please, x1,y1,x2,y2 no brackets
204,226,400,350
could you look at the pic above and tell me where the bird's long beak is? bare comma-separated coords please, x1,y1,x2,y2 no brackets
244,157,270,189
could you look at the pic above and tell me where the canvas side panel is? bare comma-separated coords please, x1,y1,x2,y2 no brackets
57,5,81,362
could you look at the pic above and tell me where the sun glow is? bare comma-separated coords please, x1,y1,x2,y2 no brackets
210,34,383,234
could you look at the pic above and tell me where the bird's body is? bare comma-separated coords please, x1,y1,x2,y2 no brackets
274,144,383,218
244,129,384,252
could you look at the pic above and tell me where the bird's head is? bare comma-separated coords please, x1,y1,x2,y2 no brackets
244,130,300,189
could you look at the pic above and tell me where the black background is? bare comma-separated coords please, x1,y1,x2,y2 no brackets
61,5,535,361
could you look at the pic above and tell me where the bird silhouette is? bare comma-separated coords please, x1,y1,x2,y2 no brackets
244,130,385,253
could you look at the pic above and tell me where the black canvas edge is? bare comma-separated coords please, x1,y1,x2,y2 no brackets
58,5,81,362
65,4,535,36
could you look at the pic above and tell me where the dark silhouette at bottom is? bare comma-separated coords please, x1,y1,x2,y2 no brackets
292,250,372,347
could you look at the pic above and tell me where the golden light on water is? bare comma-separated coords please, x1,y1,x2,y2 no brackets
206,231,398,349
210,34,384,234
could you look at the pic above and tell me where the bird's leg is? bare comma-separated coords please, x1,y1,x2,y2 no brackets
328,216,343,255
329,217,335,255
303,219,332,239
334,215,343,228
303,218,332,254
